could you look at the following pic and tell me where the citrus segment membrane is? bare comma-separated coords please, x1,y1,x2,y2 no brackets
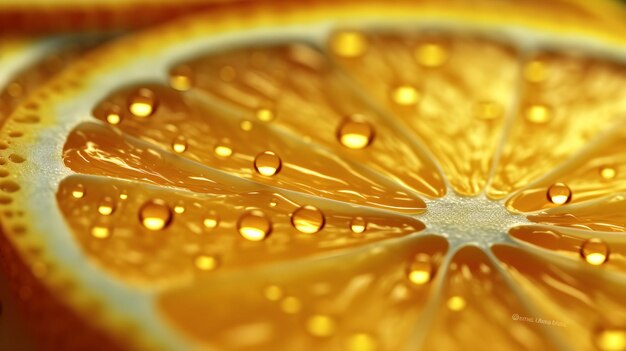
83,84,427,213
506,124,626,213
329,32,518,196
509,225,625,272
487,52,626,199
420,246,554,351
158,235,447,350
492,245,626,351
175,43,445,198
527,194,626,232
57,175,425,287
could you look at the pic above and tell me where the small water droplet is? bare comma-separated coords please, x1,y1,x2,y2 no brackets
214,144,233,158
306,314,336,338
237,210,271,241
264,285,283,301
174,204,185,214
240,120,253,131
281,296,301,314
391,85,420,106
139,199,172,231
330,31,368,58
474,101,503,120
119,192,128,200
415,43,447,67
447,296,466,311
91,226,110,239
71,184,85,199
170,66,193,91
337,120,374,150
594,327,626,351
346,333,378,351
600,166,617,180
291,205,325,234
524,60,547,83
97,197,115,216
547,182,572,205
105,105,122,125
202,211,219,230
256,108,275,122
525,104,552,124
580,238,609,266
128,88,157,118
171,135,188,153
350,217,367,234
194,254,219,271
254,151,282,176
407,254,432,285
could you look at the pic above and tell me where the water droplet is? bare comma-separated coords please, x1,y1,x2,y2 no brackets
97,197,115,216
256,108,275,122
524,60,547,83
600,166,617,180
254,151,282,176
237,210,271,241
214,144,233,158
203,212,219,230
525,104,552,124
194,255,219,271
105,106,122,125
171,135,188,153
174,205,185,214
281,296,301,314
264,285,283,301
580,238,609,266
391,85,420,106
91,226,110,239
447,296,466,311
139,199,172,231
71,184,85,199
337,120,374,150
306,314,336,338
547,182,572,205
330,31,368,58
291,205,325,234
474,101,503,120
119,193,128,200
128,88,157,118
407,254,432,285
170,66,193,91
346,333,378,351
350,217,367,234
595,327,626,351
240,120,253,131
415,43,447,67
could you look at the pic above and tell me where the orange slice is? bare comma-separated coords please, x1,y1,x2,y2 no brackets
2,0,626,350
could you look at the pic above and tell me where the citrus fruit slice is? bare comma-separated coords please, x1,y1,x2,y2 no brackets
2,0,626,350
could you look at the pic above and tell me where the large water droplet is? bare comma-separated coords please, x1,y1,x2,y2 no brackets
97,197,115,216
237,210,271,241
547,182,572,205
291,205,325,234
128,88,157,118
254,151,282,176
337,120,374,150
580,238,609,266
350,217,367,234
139,199,172,231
